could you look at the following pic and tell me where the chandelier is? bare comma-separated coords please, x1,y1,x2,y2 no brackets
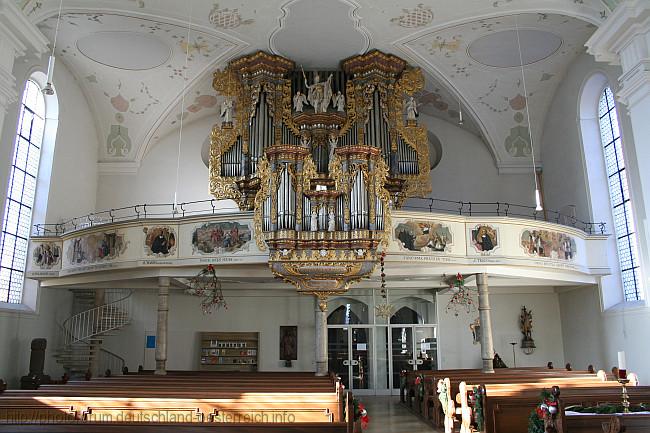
444,273,477,316
185,264,227,314
210,50,432,296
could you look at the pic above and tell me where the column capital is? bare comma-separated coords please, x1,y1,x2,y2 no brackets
0,0,49,58
586,0,650,66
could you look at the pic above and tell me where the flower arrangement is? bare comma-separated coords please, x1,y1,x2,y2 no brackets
445,273,477,316
353,397,370,430
414,374,425,400
472,385,484,431
528,388,560,433
185,264,227,314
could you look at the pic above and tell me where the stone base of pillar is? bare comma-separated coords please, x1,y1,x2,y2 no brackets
154,361,167,375
315,362,328,376
482,359,495,374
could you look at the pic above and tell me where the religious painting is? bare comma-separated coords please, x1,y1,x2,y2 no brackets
66,231,127,265
143,226,176,257
394,220,452,252
471,224,498,253
191,222,251,255
521,229,576,260
32,242,61,269
280,326,298,363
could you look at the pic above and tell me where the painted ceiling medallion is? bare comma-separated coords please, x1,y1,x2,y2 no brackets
269,0,370,68
467,29,562,68
76,31,171,70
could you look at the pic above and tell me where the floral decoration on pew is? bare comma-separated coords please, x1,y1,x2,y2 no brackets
414,374,425,401
185,264,228,314
352,397,370,430
472,385,484,432
445,273,477,316
528,387,560,433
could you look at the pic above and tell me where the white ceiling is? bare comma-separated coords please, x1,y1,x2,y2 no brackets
21,0,612,172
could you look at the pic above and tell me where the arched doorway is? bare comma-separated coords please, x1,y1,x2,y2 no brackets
327,298,372,393
388,301,438,391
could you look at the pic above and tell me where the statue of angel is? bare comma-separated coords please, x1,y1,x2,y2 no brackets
293,91,308,112
220,98,234,123
405,96,418,121
303,70,333,113
332,91,345,112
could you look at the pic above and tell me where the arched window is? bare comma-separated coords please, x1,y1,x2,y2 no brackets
598,87,642,301
0,80,46,303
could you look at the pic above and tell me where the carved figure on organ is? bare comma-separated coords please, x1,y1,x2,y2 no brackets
328,209,336,232
328,135,337,163
220,98,234,123
304,72,333,113
405,96,418,121
332,91,345,112
310,210,319,232
293,91,308,112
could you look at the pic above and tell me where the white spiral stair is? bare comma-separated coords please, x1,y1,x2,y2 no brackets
54,289,132,377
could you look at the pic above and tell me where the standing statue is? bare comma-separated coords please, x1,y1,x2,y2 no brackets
520,306,533,341
437,378,455,433
328,209,336,232
405,96,418,121
332,91,345,112
220,98,234,123
293,91,308,112
303,68,333,113
328,135,337,163
310,209,319,232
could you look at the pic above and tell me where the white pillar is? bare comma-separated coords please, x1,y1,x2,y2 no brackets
315,295,328,376
476,273,495,373
155,277,170,375
586,0,650,299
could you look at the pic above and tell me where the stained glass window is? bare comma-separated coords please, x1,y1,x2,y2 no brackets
598,87,643,301
0,80,45,303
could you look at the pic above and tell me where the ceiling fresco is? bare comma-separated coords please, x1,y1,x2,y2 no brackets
19,0,614,171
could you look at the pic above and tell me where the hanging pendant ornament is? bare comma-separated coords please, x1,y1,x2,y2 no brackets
375,251,395,319
445,273,477,316
186,264,227,314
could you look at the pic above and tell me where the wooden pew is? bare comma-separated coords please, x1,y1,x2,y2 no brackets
0,372,353,433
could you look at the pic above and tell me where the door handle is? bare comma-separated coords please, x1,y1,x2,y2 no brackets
416,359,424,365
343,360,350,366
351,360,359,366
407,359,414,365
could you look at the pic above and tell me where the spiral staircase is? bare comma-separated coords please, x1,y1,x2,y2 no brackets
54,289,132,377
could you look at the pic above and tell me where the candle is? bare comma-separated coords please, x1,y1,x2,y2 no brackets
618,351,626,370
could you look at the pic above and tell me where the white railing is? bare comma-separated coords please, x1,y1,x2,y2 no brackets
62,289,133,346
98,347,126,375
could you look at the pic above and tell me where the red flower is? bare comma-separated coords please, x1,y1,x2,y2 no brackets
207,264,214,271
414,377,421,385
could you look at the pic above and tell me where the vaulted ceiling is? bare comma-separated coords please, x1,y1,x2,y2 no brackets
20,0,613,173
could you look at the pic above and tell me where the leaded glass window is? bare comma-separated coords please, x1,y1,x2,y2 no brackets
598,86,643,301
0,80,45,303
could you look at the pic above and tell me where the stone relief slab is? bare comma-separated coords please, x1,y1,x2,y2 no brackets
143,226,177,257
521,229,576,260
394,220,452,253
191,222,251,255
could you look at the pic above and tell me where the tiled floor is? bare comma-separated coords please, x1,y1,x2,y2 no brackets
360,396,443,433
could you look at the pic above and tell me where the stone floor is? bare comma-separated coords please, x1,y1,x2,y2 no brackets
361,396,443,433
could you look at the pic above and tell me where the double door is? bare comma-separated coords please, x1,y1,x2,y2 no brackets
389,325,437,393
328,326,373,394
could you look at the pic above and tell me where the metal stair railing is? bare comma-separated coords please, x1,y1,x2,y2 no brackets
62,289,133,346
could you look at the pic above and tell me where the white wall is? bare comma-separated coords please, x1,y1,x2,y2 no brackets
96,116,238,212
416,114,536,206
102,289,316,372
438,287,566,370
0,287,72,387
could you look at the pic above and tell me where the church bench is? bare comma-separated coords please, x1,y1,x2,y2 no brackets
564,413,650,433
0,422,350,432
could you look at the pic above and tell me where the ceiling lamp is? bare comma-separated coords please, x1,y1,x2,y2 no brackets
42,0,63,95
514,20,543,212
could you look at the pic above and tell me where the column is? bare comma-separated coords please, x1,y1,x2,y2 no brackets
476,273,495,373
155,277,170,375
586,1,650,295
315,295,328,376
